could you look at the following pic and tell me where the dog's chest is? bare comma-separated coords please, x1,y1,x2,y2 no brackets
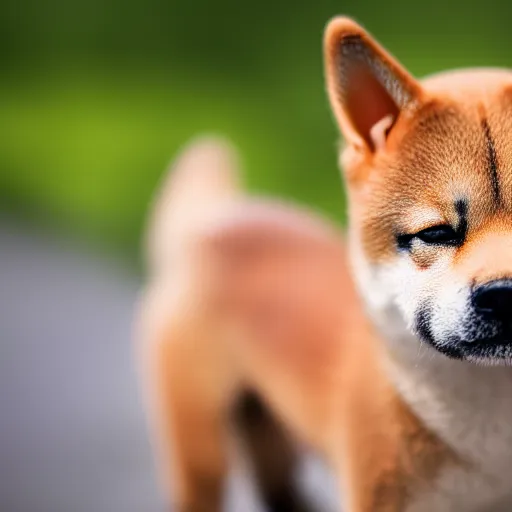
405,379,512,511
390,359,512,512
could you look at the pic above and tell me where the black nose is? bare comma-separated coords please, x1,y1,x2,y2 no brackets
472,279,512,320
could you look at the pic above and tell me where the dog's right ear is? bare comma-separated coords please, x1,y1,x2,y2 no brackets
324,17,423,152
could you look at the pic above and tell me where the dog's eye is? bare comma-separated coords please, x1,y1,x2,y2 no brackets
415,225,459,245
397,224,461,250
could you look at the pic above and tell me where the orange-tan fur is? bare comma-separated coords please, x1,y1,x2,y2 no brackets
137,17,512,512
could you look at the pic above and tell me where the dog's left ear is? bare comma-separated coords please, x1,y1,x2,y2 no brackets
324,17,423,152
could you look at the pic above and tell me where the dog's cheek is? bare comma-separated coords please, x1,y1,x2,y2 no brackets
348,236,394,313
386,257,435,330
429,276,472,344
409,244,443,270
417,258,469,343
348,246,412,341
349,229,440,338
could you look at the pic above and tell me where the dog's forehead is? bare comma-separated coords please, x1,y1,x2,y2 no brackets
392,102,490,201
392,69,512,183
395,82,512,210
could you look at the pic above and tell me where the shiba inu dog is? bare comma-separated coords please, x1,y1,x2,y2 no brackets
137,16,512,512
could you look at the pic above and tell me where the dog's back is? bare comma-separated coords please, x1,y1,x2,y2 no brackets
137,136,375,510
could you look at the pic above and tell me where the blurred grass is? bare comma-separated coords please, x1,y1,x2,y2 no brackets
0,68,344,255
0,0,511,260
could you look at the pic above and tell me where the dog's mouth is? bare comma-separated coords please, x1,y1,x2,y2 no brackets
415,305,512,363
456,336,512,362
425,335,512,363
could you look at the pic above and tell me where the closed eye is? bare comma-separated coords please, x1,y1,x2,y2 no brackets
415,225,460,244
397,224,462,250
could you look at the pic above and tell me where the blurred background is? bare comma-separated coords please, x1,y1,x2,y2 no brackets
1,0,511,510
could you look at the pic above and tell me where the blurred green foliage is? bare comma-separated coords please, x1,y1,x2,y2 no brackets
0,0,511,258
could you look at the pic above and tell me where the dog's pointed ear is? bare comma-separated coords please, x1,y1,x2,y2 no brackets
324,17,423,152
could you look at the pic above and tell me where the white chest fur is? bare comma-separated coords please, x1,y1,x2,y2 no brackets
390,347,512,512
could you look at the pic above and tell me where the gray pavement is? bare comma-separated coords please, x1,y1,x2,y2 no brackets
0,220,338,512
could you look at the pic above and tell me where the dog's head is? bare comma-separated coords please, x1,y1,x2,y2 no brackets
325,17,512,364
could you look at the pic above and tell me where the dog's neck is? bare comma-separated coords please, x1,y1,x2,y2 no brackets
383,318,512,469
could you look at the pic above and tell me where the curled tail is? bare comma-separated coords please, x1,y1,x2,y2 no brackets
145,135,242,275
